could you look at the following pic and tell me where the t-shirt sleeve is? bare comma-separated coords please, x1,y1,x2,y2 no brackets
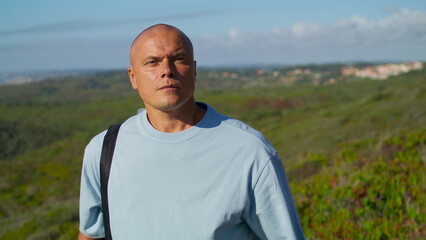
245,154,305,240
79,132,106,238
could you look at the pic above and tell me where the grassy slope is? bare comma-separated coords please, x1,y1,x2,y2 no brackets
0,69,425,239
201,69,426,162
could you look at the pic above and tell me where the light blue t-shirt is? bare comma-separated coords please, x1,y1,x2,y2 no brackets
79,102,304,239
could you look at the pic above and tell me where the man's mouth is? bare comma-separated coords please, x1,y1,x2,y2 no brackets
159,84,179,90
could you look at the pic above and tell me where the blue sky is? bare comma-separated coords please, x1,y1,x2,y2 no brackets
1,0,426,72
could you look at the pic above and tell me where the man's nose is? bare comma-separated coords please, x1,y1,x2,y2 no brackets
161,60,175,78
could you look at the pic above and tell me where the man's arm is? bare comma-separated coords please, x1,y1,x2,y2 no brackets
247,155,305,240
78,232,105,240
79,133,108,239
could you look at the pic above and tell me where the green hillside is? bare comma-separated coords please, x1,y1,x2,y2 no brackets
0,67,425,239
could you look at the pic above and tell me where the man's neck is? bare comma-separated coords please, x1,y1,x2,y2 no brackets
145,102,205,133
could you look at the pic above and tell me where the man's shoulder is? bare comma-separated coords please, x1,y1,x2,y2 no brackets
207,106,263,139
85,112,140,153
221,117,264,139
208,107,276,154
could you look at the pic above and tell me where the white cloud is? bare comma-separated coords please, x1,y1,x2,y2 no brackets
227,28,240,39
195,8,426,65
291,22,322,36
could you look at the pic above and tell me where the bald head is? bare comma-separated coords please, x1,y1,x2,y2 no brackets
129,24,194,66
127,23,199,120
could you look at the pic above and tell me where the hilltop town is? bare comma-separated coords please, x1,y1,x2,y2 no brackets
341,62,423,80
196,61,424,89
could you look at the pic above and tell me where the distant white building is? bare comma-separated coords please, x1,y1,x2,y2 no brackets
341,62,423,80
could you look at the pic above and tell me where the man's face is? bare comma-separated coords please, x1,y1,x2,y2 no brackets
128,28,196,113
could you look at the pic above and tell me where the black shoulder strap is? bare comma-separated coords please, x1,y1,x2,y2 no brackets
100,123,122,240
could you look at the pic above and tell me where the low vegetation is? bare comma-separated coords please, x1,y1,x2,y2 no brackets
0,65,425,239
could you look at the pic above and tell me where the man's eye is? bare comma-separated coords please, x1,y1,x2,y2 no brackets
176,57,188,63
145,60,157,66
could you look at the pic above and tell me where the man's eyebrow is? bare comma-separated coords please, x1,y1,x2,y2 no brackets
172,49,192,57
173,48,189,54
142,55,161,61
140,49,191,61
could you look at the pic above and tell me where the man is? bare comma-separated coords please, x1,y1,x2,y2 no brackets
79,24,305,239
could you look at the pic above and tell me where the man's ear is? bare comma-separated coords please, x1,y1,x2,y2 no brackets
128,67,138,89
